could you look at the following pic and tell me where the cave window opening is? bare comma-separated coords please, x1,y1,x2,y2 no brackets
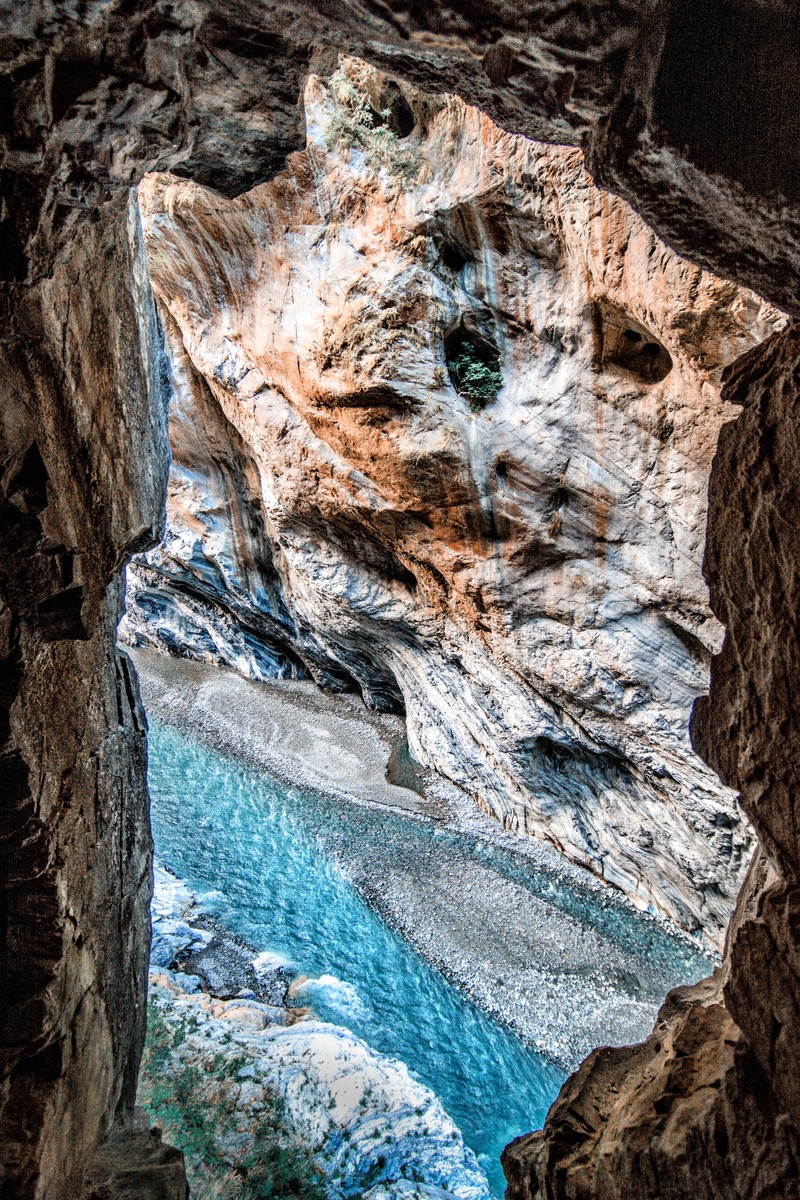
379,79,415,138
595,300,673,384
104,70,762,1200
324,68,421,183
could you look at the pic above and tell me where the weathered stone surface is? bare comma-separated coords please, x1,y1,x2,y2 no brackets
698,325,800,1139
1,1,799,1197
122,63,781,944
0,192,170,1197
503,325,800,1198
502,969,800,1200
85,1125,188,1200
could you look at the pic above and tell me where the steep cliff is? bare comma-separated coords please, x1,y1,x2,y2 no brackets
503,323,800,1200
0,190,176,1195
122,62,781,946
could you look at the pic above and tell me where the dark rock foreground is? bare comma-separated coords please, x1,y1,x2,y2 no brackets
1,3,798,1197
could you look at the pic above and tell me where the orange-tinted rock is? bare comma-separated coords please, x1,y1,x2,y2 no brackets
503,325,800,1200
125,62,782,947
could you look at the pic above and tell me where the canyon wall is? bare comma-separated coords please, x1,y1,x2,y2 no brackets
1,1,798,1196
503,323,800,1200
0,4,313,1194
122,62,781,946
0,191,176,1194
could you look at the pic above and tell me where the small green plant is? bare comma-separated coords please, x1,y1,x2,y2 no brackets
445,336,503,411
139,1001,326,1200
324,68,421,186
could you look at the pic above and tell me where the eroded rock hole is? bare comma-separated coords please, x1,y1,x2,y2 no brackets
50,58,105,122
595,299,673,383
439,240,472,272
375,78,415,137
36,585,86,642
7,443,48,512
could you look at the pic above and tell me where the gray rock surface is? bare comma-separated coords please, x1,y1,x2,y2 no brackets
0,188,170,1197
85,1127,188,1200
503,326,800,1200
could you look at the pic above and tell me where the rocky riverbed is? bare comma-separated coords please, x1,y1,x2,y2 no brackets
133,646,713,1072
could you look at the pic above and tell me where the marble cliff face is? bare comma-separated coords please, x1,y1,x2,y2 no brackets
121,61,782,946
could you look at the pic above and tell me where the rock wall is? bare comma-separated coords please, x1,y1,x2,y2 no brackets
503,325,800,1200
0,3,311,1194
122,62,781,946
0,192,172,1196
1,1,798,1196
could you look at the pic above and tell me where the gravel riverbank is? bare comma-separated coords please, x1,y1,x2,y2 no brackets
131,646,714,1072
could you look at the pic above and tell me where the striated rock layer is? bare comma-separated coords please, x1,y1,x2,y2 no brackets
147,865,493,1200
122,62,782,946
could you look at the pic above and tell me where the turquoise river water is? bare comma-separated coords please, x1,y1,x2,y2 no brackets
147,717,709,1197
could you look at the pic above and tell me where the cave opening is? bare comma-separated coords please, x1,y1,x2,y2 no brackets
110,58,782,1200
594,298,673,384
3,10,798,1200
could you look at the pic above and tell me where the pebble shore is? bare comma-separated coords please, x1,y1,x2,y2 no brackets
133,646,714,1072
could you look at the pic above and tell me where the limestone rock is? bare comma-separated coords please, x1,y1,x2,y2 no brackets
0,191,170,1198
144,968,494,1199
501,971,799,1200
503,325,800,1199
123,62,783,946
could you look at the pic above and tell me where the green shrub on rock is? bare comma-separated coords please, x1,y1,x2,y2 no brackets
138,1001,326,1200
445,336,503,411
324,68,422,186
